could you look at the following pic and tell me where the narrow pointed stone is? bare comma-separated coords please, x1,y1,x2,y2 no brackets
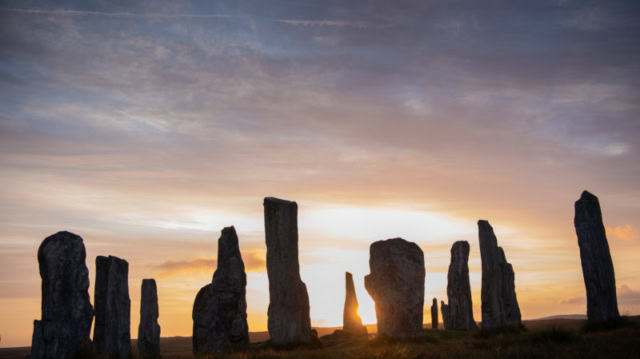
478,220,521,329
192,226,249,354
30,231,94,359
138,279,160,359
365,238,425,339
431,298,438,329
575,190,620,322
264,197,314,346
343,272,367,335
445,241,478,330
94,255,131,358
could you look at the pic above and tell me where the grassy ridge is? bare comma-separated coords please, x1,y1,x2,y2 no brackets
1,317,638,359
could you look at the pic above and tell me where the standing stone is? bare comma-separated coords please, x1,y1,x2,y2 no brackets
264,197,314,346
478,220,521,329
138,279,160,359
94,255,131,358
30,231,94,359
575,190,620,322
445,241,478,330
431,298,438,329
343,272,367,335
192,226,249,354
364,238,425,339
441,301,451,329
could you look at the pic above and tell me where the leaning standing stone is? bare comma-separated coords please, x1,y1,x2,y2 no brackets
431,298,438,329
264,197,314,346
138,279,160,359
30,231,94,359
192,226,249,354
446,241,478,330
364,238,425,339
94,255,131,358
575,190,620,322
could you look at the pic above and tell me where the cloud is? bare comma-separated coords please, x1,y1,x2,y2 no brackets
607,225,635,241
154,257,216,278
560,285,640,306
0,7,232,19
153,251,266,278
619,285,640,306
276,19,370,28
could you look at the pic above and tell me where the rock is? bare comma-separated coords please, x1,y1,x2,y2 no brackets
431,298,438,329
364,238,425,339
574,191,620,322
30,231,94,359
445,241,478,330
441,301,451,329
343,272,367,335
192,226,249,354
93,255,131,358
264,197,314,346
138,279,160,359
478,220,521,329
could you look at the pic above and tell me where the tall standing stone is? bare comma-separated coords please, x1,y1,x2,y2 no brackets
192,226,249,354
30,231,94,359
575,190,620,322
138,279,160,359
264,197,314,346
431,298,438,329
445,241,478,330
478,220,521,329
94,255,131,358
343,272,367,335
364,238,425,339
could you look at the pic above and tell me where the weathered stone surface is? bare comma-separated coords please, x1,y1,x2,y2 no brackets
364,238,425,339
192,226,249,354
575,190,620,322
138,279,160,359
431,298,438,329
30,231,94,359
343,272,367,335
94,255,131,358
264,197,314,346
445,241,478,330
479,220,521,329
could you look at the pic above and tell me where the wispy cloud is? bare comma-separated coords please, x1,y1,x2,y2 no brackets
153,251,266,278
607,225,635,241
276,19,370,28
0,7,232,19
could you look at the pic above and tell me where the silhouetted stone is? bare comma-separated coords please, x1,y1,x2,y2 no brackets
441,301,451,329
575,190,620,322
445,241,478,330
94,255,131,358
30,231,94,359
364,238,425,339
264,197,314,346
343,272,367,335
192,226,249,354
138,279,160,359
431,298,438,329
478,220,521,329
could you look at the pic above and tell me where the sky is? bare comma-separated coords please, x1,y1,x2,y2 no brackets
1,0,640,348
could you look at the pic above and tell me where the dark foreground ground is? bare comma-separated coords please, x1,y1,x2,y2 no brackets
2,316,639,359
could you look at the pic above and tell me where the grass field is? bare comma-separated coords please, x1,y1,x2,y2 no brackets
1,317,638,359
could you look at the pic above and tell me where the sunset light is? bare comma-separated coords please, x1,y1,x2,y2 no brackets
1,1,639,358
